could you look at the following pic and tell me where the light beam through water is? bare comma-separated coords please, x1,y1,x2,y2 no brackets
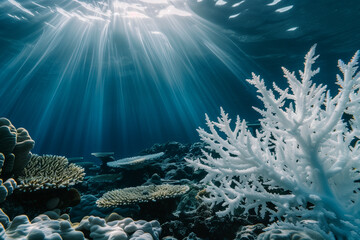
0,0,260,157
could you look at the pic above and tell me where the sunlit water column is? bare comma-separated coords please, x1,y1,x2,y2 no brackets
0,0,258,157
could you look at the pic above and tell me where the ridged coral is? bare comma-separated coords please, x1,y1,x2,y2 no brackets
0,153,17,203
0,178,16,203
1,214,84,240
96,184,189,208
12,127,35,174
0,210,161,240
76,216,161,240
0,117,35,176
17,154,85,192
257,226,326,240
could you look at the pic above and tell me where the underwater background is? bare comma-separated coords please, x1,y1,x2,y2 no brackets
1,1,360,240
0,0,360,158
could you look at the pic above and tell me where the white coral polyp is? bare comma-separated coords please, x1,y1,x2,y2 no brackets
187,45,360,239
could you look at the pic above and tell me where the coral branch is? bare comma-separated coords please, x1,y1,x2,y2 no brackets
187,45,360,239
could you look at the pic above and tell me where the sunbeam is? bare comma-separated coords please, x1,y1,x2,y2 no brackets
0,0,260,157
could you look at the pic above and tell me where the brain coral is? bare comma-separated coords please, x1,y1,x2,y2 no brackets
1,214,84,240
96,184,190,208
257,227,325,240
76,216,161,240
17,154,85,192
0,178,16,203
0,117,35,176
0,153,17,203
0,210,161,240
12,128,35,174
0,118,16,155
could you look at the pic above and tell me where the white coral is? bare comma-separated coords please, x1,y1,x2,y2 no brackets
187,45,360,239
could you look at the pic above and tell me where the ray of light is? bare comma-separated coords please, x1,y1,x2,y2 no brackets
8,0,35,16
0,0,260,157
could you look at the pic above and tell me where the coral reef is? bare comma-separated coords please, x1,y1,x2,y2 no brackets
3,125,307,240
1,139,277,239
187,46,360,238
17,154,85,192
96,184,190,208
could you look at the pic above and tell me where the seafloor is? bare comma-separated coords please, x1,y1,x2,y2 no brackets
0,132,271,239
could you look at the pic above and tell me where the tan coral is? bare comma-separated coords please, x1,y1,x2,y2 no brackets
17,154,85,192
96,184,190,208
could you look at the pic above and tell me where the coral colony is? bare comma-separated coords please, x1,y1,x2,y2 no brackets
187,45,360,239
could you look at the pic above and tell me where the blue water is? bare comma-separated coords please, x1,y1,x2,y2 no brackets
0,0,359,158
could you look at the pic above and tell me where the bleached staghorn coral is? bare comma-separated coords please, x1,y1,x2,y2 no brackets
187,45,360,239
17,154,85,192
96,184,189,207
